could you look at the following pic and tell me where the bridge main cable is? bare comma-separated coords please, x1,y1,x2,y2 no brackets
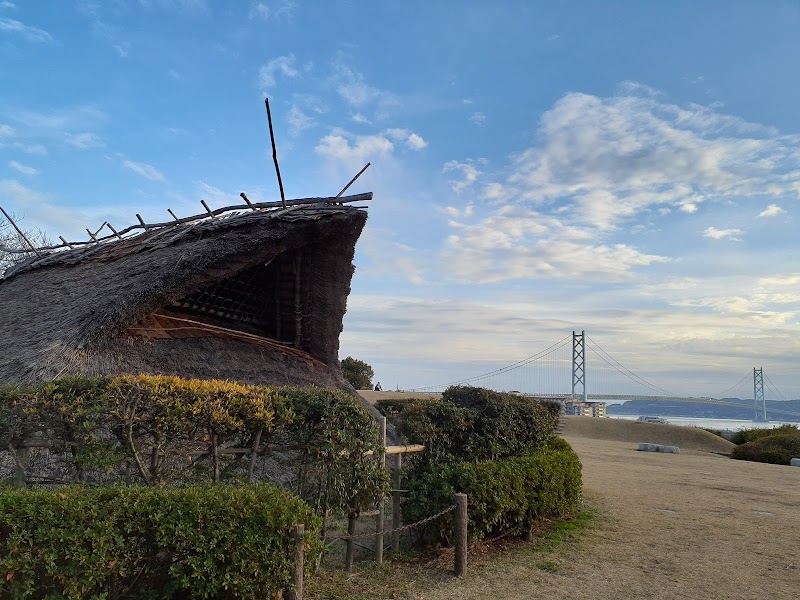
411,334,572,392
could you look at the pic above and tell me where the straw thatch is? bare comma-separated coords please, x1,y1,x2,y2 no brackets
0,200,369,391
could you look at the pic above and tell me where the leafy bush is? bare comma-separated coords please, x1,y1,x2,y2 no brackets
278,387,389,514
377,386,559,465
731,432,800,465
379,387,577,545
730,424,799,446
0,483,321,600
404,445,582,544
0,377,387,514
0,375,293,485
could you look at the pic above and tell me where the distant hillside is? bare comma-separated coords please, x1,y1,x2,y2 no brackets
606,398,800,422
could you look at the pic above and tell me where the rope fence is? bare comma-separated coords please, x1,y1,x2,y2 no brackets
323,504,455,541
288,493,467,599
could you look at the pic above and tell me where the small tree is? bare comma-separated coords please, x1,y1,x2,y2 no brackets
0,209,51,275
340,356,374,390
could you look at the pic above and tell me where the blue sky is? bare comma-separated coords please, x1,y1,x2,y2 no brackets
1,1,799,399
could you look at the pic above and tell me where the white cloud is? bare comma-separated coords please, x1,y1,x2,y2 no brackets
0,123,13,138
258,55,298,91
470,112,487,126
758,204,785,218
315,132,394,163
384,128,427,151
13,142,47,156
351,113,371,125
9,160,36,176
442,205,668,283
0,2,17,9
331,54,399,116
287,105,315,135
65,132,103,149
123,159,165,181
501,85,800,231
443,160,481,193
482,182,506,200
0,17,52,43
249,0,297,21
703,226,742,241
406,133,427,150
0,105,106,144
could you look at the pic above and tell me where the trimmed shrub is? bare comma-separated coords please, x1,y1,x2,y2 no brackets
0,378,387,513
404,445,582,544
0,375,293,485
730,424,799,446
0,483,321,600
278,387,389,513
731,432,800,465
377,386,559,464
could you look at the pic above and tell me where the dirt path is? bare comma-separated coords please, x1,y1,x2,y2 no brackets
423,420,800,600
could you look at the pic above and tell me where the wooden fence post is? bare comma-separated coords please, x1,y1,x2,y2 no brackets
345,511,357,573
454,493,467,577
288,524,304,600
375,416,387,564
391,452,402,553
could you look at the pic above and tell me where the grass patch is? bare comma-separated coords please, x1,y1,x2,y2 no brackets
537,560,560,573
306,509,596,600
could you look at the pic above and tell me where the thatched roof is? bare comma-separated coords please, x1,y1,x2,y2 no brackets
0,196,370,391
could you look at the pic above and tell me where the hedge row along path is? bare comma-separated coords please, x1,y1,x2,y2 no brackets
418,416,800,600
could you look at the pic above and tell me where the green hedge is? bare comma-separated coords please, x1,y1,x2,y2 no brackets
404,445,582,544
0,483,321,600
377,386,559,464
0,377,387,513
730,424,799,446
731,432,800,465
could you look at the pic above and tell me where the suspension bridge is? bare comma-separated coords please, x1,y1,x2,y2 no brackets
412,331,800,421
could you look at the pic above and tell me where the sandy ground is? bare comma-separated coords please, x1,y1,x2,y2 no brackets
422,417,800,600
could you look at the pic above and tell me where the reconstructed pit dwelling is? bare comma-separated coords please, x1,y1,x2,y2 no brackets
0,194,370,391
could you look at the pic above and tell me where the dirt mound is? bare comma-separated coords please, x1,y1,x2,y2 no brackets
561,415,735,454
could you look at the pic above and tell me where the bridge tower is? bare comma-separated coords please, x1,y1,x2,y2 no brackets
572,330,587,402
753,367,767,421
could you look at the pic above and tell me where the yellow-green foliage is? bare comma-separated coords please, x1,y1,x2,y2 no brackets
0,483,321,600
0,375,293,486
0,377,387,512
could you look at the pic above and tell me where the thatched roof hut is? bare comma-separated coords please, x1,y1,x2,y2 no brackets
0,195,370,391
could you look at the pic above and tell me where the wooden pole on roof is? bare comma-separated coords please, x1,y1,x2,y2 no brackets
200,199,215,219
107,223,123,239
335,163,371,199
0,205,42,257
239,192,256,210
264,98,287,208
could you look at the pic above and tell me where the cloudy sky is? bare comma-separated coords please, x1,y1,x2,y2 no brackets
1,1,799,399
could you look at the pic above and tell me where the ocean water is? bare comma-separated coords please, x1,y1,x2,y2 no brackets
607,414,798,432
